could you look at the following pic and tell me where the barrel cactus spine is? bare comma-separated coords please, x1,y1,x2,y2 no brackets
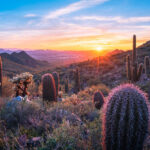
93,91,104,109
42,73,56,101
52,72,59,97
102,84,149,150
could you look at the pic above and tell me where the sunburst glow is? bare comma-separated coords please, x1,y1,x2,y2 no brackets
96,47,103,52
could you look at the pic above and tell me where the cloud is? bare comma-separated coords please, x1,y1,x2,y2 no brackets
24,14,37,18
74,16,150,23
44,0,109,19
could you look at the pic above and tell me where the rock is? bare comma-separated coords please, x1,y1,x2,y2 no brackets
12,96,23,102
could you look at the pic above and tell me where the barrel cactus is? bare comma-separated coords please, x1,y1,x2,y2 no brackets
52,72,59,97
102,84,149,150
93,91,104,109
42,73,56,101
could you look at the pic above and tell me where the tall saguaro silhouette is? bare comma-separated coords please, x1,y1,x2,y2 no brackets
0,56,2,96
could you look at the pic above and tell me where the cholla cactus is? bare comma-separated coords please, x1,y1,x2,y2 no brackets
93,91,104,109
42,73,56,101
10,72,33,83
10,72,33,97
52,72,59,97
102,84,149,150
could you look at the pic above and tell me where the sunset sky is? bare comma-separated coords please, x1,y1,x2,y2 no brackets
0,0,150,51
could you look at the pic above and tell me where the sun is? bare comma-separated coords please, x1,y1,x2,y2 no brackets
96,47,102,52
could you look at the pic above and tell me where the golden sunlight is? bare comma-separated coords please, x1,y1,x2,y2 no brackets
96,47,103,52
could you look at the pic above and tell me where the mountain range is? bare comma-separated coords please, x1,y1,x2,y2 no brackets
1,40,150,77
0,51,49,77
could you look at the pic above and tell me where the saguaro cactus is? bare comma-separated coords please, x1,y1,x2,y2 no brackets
65,78,69,93
126,35,143,82
74,68,80,94
144,56,150,77
52,72,59,97
137,63,143,80
42,73,56,101
0,56,2,96
126,55,131,80
102,84,148,150
132,34,136,63
93,91,104,109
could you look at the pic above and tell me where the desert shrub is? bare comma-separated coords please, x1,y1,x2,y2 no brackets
0,100,42,128
86,118,102,150
78,84,109,99
40,120,89,150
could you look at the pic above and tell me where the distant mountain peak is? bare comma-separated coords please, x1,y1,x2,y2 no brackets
0,50,48,69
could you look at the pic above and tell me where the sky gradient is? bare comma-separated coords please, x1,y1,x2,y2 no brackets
0,0,150,51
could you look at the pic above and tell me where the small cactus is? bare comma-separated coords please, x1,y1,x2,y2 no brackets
74,68,80,94
42,73,56,101
0,56,2,96
93,91,104,109
144,56,150,77
52,72,59,97
102,84,148,150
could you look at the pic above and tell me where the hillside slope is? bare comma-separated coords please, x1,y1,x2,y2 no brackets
34,40,150,89
0,51,50,77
